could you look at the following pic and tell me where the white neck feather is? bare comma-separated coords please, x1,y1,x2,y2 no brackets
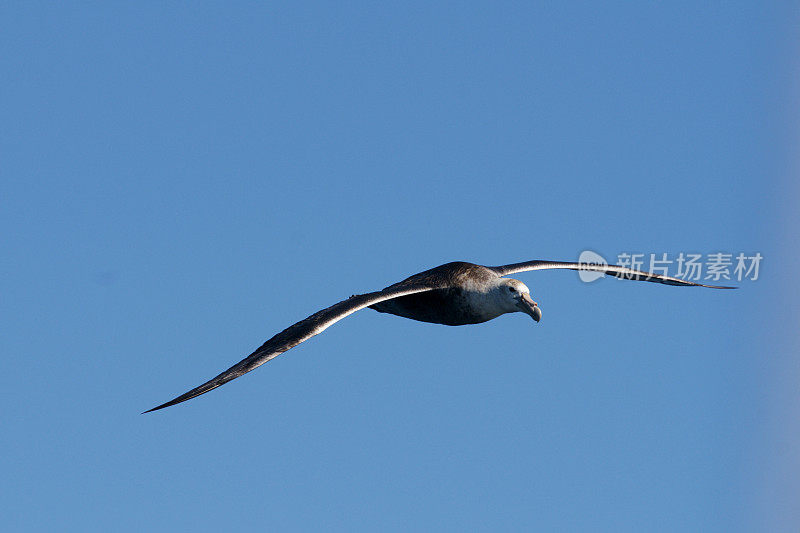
463,278,517,320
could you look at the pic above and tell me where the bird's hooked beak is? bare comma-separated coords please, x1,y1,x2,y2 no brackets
516,293,542,322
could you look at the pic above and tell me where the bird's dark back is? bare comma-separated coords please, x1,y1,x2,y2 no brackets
385,261,497,290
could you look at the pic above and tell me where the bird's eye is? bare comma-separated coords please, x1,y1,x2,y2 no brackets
508,287,517,293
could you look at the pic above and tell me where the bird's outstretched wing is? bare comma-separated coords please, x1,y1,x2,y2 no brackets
145,282,441,412
488,260,736,289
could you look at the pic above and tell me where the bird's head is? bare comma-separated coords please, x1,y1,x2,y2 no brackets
497,278,542,322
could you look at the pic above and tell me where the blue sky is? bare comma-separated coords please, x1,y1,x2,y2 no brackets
2,2,797,531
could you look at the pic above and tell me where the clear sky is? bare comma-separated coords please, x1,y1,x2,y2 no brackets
2,2,797,531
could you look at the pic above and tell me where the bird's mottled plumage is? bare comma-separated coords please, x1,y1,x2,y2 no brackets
146,259,733,412
370,262,500,325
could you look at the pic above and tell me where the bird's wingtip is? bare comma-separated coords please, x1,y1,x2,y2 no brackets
142,399,179,414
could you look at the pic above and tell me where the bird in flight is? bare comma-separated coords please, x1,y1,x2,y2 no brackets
145,259,733,412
